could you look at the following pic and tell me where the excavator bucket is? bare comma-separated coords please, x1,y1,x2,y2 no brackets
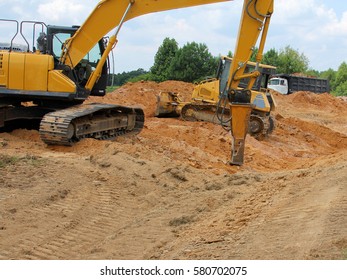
229,103,253,165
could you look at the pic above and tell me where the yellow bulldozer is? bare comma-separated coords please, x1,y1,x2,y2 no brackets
156,56,277,140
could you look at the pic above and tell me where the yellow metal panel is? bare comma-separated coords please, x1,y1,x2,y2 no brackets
8,52,25,90
230,103,253,165
0,52,9,87
24,54,53,91
250,91,271,113
192,79,219,102
48,70,76,93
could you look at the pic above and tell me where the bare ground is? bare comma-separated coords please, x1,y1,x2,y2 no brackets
0,81,346,260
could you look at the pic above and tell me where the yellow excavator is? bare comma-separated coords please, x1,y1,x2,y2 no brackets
0,0,229,145
0,0,273,165
156,56,277,140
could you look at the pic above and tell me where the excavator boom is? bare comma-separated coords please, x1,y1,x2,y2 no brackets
227,0,273,92
61,0,232,69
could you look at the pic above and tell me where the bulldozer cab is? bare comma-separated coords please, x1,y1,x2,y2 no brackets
190,56,276,103
217,56,276,95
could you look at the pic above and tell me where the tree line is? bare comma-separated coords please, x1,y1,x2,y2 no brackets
109,38,347,96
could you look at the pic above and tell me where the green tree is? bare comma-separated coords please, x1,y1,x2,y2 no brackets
168,42,217,82
335,62,347,86
332,62,347,96
226,50,233,58
276,45,309,74
150,37,178,82
109,68,148,86
320,68,337,91
335,81,347,96
262,48,279,66
304,69,320,77
249,47,259,62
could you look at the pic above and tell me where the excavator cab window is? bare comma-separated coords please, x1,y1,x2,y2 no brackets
47,25,108,95
51,32,70,59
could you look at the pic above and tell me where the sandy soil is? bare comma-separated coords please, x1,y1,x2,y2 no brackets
0,81,346,260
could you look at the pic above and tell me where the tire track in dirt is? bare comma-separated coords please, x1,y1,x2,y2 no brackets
0,155,132,259
306,159,347,259
229,159,347,259
0,152,189,259
21,182,134,259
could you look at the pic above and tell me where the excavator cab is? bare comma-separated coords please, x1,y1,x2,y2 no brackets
0,20,109,102
45,25,109,97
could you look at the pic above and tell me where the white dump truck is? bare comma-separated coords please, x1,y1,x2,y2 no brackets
268,74,330,95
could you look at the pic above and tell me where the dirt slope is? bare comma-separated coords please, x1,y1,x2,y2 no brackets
0,81,346,260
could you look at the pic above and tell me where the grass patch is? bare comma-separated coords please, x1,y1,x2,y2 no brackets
0,155,20,168
106,85,119,93
343,248,347,260
169,215,194,227
0,154,44,168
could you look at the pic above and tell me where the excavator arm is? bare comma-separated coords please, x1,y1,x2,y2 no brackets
227,0,273,92
224,0,274,165
60,0,231,69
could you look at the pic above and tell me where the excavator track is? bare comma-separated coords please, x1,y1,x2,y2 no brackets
180,103,274,140
39,103,144,145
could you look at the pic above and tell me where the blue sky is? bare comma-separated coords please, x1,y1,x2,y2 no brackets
1,0,346,73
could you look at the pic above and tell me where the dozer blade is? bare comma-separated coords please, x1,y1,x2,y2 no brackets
229,103,253,166
155,92,183,117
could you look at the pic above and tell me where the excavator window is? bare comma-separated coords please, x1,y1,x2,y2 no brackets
51,32,101,68
52,32,70,58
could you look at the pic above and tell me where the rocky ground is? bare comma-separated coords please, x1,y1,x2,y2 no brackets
0,81,346,260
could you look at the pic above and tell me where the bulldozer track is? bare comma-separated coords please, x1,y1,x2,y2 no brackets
39,103,144,145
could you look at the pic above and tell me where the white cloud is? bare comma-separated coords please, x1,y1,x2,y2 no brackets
322,10,347,36
273,0,315,23
37,0,90,24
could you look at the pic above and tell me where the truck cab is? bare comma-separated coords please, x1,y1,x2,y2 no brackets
268,77,288,95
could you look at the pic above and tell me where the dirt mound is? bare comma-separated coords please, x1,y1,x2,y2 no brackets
286,91,345,110
274,90,347,112
89,80,194,117
1,82,347,260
